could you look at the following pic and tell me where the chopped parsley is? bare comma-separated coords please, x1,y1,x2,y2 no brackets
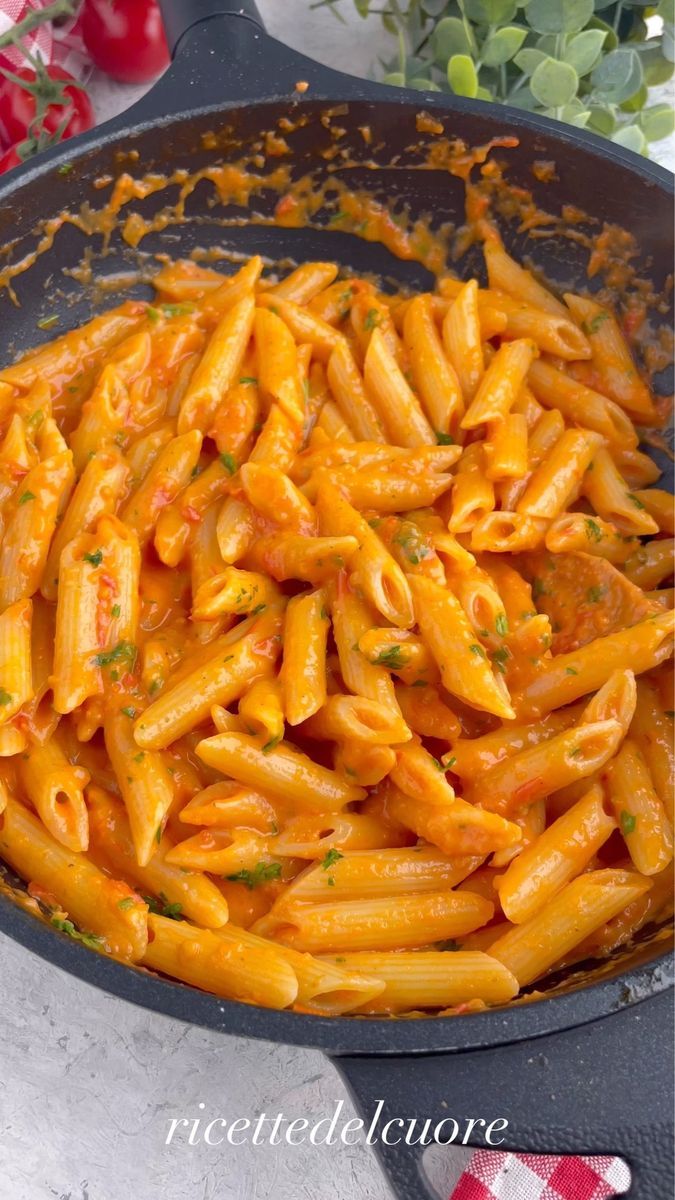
83,549,103,567
430,756,447,773
121,706,137,719
142,892,183,919
219,451,237,475
0,688,12,706
321,848,344,871
411,678,428,687
133,751,145,763
117,896,136,911
262,735,282,754
363,308,380,331
239,376,258,385
492,646,510,674
51,917,102,949
620,811,637,836
392,526,430,566
93,640,136,669
57,162,74,175
18,491,35,505
436,431,455,445
584,518,603,543
469,643,486,659
444,756,457,770
568,746,583,758
565,667,579,675
627,493,646,510
161,303,195,318
586,586,605,604
495,613,509,637
111,604,121,618
226,862,282,889
582,312,609,336
531,578,547,601
373,645,405,670
250,603,267,617
37,315,58,331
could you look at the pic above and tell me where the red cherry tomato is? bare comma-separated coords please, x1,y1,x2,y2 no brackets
82,0,170,84
0,145,24,174
0,66,94,148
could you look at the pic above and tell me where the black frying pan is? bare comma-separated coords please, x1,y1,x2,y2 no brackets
0,3,673,1197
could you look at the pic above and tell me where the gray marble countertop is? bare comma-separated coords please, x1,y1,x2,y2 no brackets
0,4,670,1198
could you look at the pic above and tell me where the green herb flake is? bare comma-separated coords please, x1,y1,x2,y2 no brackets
121,706,137,719
620,810,637,836
321,848,344,871
83,549,103,567
494,613,508,638
226,861,282,889
161,303,195,318
586,586,605,604
51,917,102,949
118,897,136,911
565,667,579,675
373,645,405,670
250,603,267,617
18,490,36,506
436,431,455,445
261,735,282,754
219,452,237,475
111,604,121,618
582,312,609,336
531,578,547,601
0,688,12,706
155,824,163,844
239,376,258,385
444,756,457,770
411,678,428,687
363,308,380,332
469,643,486,659
627,493,646,510
93,640,137,669
584,518,603,543
133,751,145,763
37,315,58,331
57,163,74,176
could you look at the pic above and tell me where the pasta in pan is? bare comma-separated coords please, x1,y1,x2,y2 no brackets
0,238,672,1017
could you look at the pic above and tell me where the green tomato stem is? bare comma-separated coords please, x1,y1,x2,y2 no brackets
0,0,74,52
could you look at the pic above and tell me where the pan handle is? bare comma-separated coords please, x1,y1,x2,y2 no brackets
332,989,674,1200
158,0,263,57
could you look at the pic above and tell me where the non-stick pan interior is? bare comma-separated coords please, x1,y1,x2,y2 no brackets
0,96,672,1048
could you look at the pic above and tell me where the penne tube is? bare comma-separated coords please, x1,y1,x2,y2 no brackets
281,587,329,725
273,811,408,858
42,450,129,600
154,455,236,569
623,539,675,591
87,785,229,929
328,465,456,513
329,575,402,711
545,512,637,564
0,798,147,960
484,241,568,317
164,826,278,875
105,698,176,866
489,869,652,986
178,295,256,433
246,531,358,585
301,693,410,746
583,447,659,536
268,889,494,953
275,847,482,906
496,783,616,923
0,598,33,724
192,567,281,620
484,413,528,481
240,462,316,533
564,293,656,421
632,488,675,535
120,429,202,547
390,738,456,806
133,607,284,749
363,328,435,447
447,443,495,534
269,261,338,303
382,780,522,857
403,294,463,434
517,428,603,519
448,704,584,778
461,339,537,429
196,731,367,811
528,359,637,447
0,451,73,608
275,946,385,1016
258,292,344,362
143,914,299,1010
51,536,104,714
334,741,396,787
326,339,385,441
178,779,277,830
316,476,414,627
442,279,484,401
605,739,673,875
514,610,675,719
18,735,89,852
630,679,674,823
470,511,549,553
321,950,519,1013
238,677,285,744
473,718,624,815
409,574,515,720
254,307,305,426
0,303,145,394
394,684,461,741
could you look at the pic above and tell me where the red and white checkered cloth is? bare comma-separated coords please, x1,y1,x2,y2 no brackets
450,1151,631,1199
0,0,89,80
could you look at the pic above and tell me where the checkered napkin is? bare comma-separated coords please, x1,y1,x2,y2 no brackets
450,1151,631,1199
0,0,89,80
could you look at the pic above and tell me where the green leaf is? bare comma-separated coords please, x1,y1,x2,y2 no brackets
592,0,615,9
564,28,607,74
587,15,618,51
663,22,675,64
476,85,495,100
636,44,675,86
639,103,675,142
482,25,528,64
657,0,675,22
525,0,594,34
611,123,647,153
464,0,518,24
587,102,617,134
530,57,579,105
382,71,406,86
422,0,449,15
508,83,542,109
515,47,548,73
620,82,648,113
432,15,475,61
591,47,643,102
447,53,479,96
407,76,442,90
